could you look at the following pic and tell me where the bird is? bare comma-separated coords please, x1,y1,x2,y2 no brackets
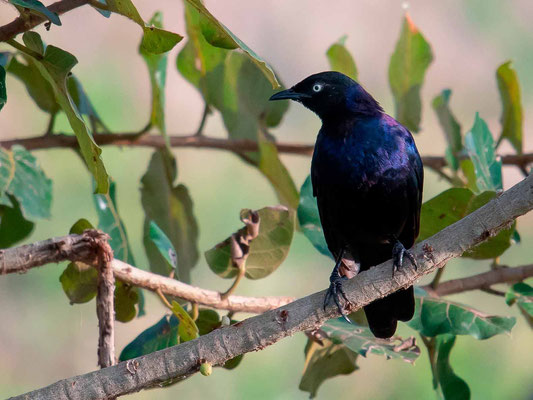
269,71,423,338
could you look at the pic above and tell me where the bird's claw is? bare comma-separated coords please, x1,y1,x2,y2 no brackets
324,276,351,323
392,241,418,277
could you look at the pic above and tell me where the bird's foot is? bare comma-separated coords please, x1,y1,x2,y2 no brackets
392,241,418,277
324,268,351,323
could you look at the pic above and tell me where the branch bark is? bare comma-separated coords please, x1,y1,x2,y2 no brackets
0,0,90,42
8,171,533,400
1,133,533,171
94,237,116,369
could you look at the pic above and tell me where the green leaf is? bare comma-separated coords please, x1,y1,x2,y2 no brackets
460,159,479,193
0,196,34,247
93,180,135,264
430,334,471,400
171,300,199,342
299,338,358,399
323,318,421,362
506,282,533,322
183,0,280,88
91,0,110,18
148,220,178,272
139,12,169,146
21,32,109,193
115,281,139,323
67,75,108,133
297,175,331,258
418,188,514,259
408,295,515,339
22,31,45,56
69,218,93,234
388,14,433,132
326,35,358,80
59,262,98,304
257,130,299,209
205,206,294,280
464,113,502,192
119,314,179,361
432,89,462,169
496,61,523,153
141,150,199,282
104,0,182,54
9,0,61,26
0,145,52,220
7,54,59,114
196,309,221,335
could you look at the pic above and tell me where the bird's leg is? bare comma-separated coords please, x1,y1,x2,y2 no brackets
324,249,351,323
392,239,418,277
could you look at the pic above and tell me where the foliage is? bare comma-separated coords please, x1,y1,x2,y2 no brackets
0,2,530,399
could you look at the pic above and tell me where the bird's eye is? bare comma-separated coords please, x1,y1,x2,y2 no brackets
313,84,323,93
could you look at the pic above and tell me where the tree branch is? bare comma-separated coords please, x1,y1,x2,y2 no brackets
94,237,116,369
2,133,532,171
7,172,533,400
0,0,90,42
429,264,533,296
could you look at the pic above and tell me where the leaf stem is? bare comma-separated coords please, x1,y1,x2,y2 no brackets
220,262,246,300
195,103,210,136
430,266,445,289
156,288,173,310
5,38,43,60
44,113,57,136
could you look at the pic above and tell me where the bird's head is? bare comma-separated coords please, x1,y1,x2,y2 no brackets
269,71,383,121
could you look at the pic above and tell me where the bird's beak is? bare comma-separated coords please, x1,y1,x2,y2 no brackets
269,88,310,101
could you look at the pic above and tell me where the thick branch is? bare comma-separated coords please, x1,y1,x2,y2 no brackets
2,133,532,170
9,171,533,400
430,264,533,296
0,0,90,42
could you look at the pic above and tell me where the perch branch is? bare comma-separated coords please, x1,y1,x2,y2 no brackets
2,133,533,172
7,173,533,400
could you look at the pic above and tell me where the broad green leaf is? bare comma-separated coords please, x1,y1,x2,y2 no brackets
9,0,61,26
432,89,462,170
60,219,98,304
148,220,178,272
119,315,179,361
139,12,169,146
67,75,108,133
496,61,523,153
171,300,199,342
418,188,514,259
408,296,515,339
506,282,533,325
322,318,420,362
59,262,98,304
299,338,358,399
205,206,294,280
115,281,139,323
460,159,479,193
22,31,44,56
21,32,109,193
431,334,471,400
326,36,358,80
93,180,135,264
0,145,52,220
297,175,332,258
183,0,280,88
105,0,182,54
258,130,299,209
0,196,34,247
141,150,199,282
464,113,502,192
388,14,433,132
7,55,59,114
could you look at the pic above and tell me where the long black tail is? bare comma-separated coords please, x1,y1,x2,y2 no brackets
363,286,415,339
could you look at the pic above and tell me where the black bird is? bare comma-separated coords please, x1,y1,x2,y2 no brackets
270,72,423,338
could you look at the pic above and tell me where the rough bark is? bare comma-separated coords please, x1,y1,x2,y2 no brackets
7,172,533,400
95,239,115,369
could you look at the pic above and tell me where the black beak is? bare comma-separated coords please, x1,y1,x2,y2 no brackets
269,88,310,101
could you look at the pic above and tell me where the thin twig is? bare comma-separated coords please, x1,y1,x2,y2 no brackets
195,103,211,136
479,286,506,297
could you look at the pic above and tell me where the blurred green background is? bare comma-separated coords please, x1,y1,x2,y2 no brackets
1,1,533,399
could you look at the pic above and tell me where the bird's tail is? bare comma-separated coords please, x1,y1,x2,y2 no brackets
363,286,415,339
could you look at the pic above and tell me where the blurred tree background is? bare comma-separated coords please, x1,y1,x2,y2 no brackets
1,1,533,399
